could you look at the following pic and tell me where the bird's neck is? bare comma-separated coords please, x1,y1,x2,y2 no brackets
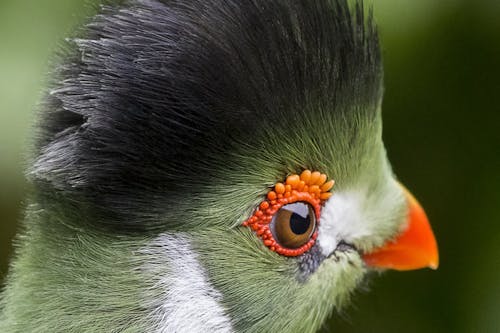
0,202,156,332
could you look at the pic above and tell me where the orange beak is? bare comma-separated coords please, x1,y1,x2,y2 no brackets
362,185,439,271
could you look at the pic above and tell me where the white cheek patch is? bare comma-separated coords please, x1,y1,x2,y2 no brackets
317,191,372,256
317,176,406,257
139,234,233,333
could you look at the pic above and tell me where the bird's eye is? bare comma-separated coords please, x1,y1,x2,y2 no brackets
243,170,334,257
272,202,316,249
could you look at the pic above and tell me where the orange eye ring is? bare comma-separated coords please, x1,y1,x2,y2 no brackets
243,170,334,257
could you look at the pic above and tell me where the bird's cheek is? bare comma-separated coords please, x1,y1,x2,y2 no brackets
362,186,439,271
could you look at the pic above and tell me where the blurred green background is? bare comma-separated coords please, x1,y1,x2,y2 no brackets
0,0,499,332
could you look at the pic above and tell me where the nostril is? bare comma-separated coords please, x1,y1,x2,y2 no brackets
334,240,357,253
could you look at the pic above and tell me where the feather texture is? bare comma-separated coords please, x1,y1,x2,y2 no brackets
31,0,382,230
0,1,400,332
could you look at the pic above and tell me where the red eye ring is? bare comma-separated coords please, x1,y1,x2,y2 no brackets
243,170,334,257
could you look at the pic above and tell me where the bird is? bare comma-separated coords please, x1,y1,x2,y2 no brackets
0,0,439,332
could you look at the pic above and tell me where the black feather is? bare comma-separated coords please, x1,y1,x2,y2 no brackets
32,0,382,230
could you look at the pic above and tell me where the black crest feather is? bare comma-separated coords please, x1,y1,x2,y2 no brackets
32,0,382,229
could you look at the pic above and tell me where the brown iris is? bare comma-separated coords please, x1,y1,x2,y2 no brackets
272,202,316,249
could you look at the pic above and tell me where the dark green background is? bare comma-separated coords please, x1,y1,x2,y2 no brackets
1,1,499,332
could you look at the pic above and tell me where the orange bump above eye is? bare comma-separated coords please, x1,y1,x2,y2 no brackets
286,174,301,187
309,171,321,185
320,192,333,200
300,170,312,182
321,180,335,192
243,170,335,257
260,201,270,210
275,183,286,194
267,191,277,200
317,174,327,186
309,185,320,193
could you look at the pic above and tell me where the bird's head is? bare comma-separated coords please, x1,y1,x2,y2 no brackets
23,0,438,331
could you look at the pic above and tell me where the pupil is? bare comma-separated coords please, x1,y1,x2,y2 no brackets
289,212,310,235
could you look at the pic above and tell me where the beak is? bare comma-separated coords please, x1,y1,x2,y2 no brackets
362,185,439,271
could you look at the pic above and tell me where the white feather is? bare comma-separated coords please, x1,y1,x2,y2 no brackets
139,234,234,333
317,177,405,256
317,191,371,256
